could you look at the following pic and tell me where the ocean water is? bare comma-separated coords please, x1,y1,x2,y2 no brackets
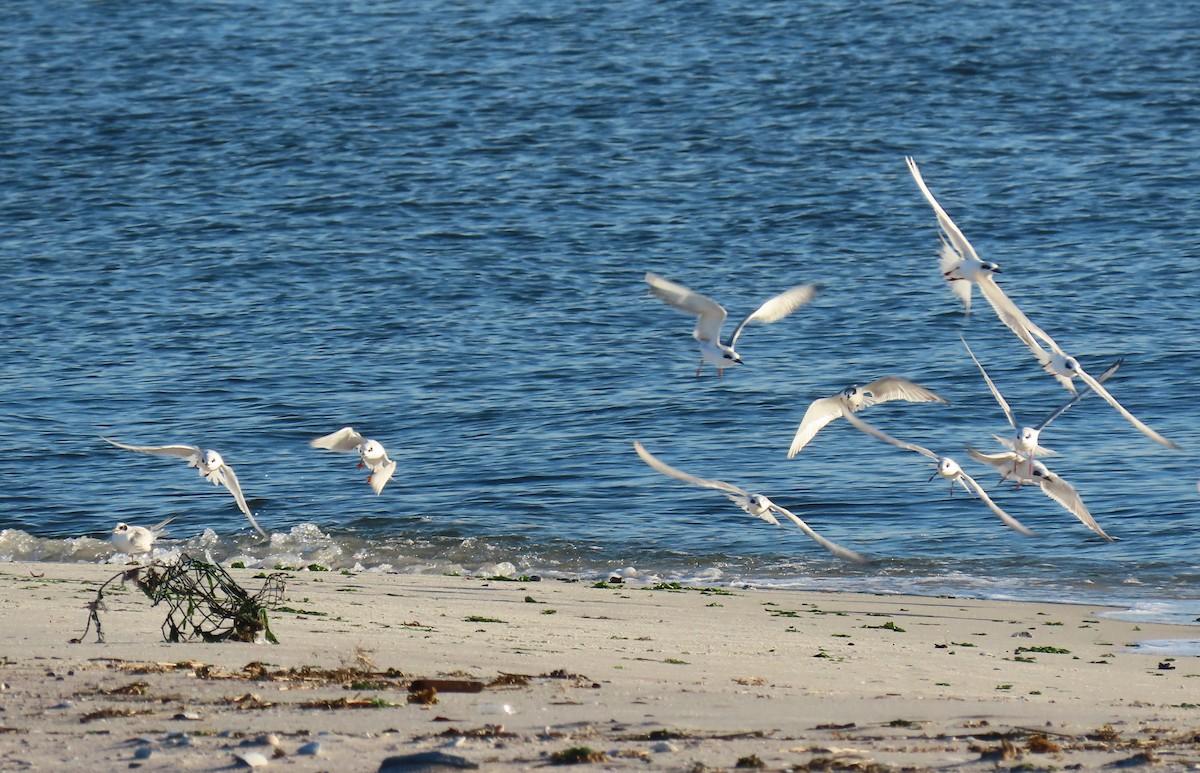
2,1,1199,617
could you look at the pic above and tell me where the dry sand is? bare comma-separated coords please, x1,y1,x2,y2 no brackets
0,560,1198,771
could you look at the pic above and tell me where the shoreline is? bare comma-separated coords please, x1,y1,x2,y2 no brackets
5,526,1200,621
1,560,1199,771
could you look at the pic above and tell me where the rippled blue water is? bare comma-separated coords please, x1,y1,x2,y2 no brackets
2,0,1198,612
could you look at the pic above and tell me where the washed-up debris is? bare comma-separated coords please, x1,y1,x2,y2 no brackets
1027,733,1062,753
408,684,438,705
970,737,1020,761
409,679,484,694
232,693,275,710
549,746,608,765
241,661,407,687
75,554,285,644
299,696,396,709
80,707,154,723
439,725,516,739
378,751,479,771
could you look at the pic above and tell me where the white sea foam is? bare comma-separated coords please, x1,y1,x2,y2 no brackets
1126,639,1200,656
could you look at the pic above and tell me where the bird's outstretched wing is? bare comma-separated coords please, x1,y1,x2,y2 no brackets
311,427,367,452
1034,359,1121,432
644,272,727,344
957,470,1035,537
769,503,869,564
635,441,748,498
787,396,847,459
101,437,202,464
841,411,938,461
369,460,397,495
961,338,1019,431
974,275,1055,353
906,156,982,267
861,376,948,409
1036,469,1116,542
1075,366,1180,449
149,515,178,536
727,283,818,349
218,463,268,539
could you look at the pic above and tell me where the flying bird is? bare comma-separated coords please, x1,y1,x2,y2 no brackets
961,339,1121,476
787,376,947,459
905,157,1046,342
644,272,818,376
100,437,267,539
310,427,397,495
111,516,177,555
965,447,1115,541
841,412,1033,536
1003,323,1179,450
907,158,1175,452
634,441,867,563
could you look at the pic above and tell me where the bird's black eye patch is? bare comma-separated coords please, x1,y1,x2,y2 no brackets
723,353,733,360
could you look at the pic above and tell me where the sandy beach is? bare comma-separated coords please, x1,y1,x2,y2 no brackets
1,561,1197,771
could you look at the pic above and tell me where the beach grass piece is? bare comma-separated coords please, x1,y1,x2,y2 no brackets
549,746,607,764
465,615,506,623
1015,646,1070,655
888,718,923,728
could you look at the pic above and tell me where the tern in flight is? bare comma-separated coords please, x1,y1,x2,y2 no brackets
644,272,818,376
1004,320,1178,450
633,441,867,563
840,411,1033,536
962,338,1122,477
906,156,1058,351
965,447,1116,541
310,427,397,495
100,437,267,539
907,158,1177,451
787,377,947,459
